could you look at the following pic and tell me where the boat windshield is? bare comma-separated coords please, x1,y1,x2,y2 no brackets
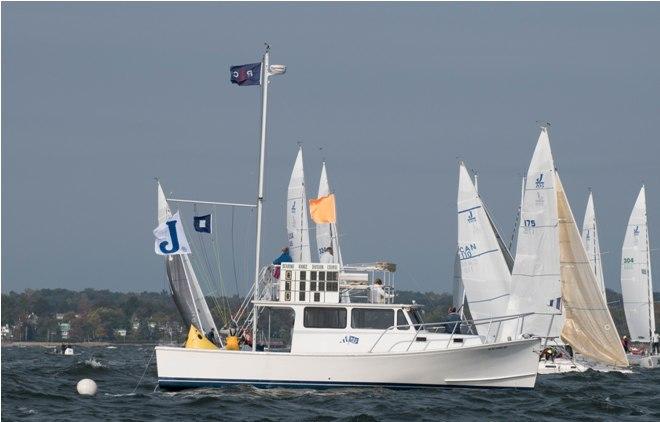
409,309,424,330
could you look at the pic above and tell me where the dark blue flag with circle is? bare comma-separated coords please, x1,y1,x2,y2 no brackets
230,63,261,86
194,214,212,234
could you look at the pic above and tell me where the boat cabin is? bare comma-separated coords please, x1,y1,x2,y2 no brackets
251,262,482,354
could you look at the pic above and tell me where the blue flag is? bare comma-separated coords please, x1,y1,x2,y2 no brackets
194,214,212,234
230,63,261,86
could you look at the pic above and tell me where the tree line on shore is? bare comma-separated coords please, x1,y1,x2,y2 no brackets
1,288,656,343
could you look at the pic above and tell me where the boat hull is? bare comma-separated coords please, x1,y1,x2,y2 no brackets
627,353,660,368
156,338,540,390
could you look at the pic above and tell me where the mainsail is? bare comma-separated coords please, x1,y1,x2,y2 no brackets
457,162,511,338
581,192,606,299
504,128,564,339
158,182,218,335
556,173,628,367
287,147,312,262
316,162,343,265
621,185,655,343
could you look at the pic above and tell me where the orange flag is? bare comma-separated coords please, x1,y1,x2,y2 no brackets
309,194,337,224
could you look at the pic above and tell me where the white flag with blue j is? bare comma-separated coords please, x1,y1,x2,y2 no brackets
153,211,191,255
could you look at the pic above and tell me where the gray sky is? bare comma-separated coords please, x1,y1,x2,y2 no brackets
3,3,659,294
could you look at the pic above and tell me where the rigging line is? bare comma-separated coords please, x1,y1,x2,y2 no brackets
231,206,240,296
132,349,156,394
189,205,225,325
209,208,232,325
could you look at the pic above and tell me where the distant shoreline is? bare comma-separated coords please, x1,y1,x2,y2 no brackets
1,341,157,348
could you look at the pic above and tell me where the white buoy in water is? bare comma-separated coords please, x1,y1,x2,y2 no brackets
76,379,97,396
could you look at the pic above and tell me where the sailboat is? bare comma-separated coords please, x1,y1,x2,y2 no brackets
456,162,512,341
316,162,343,265
157,181,219,339
581,191,606,300
621,185,658,368
153,47,542,390
287,147,312,262
503,127,628,373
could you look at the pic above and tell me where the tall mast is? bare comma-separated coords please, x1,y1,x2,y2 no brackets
252,46,270,351
643,185,653,351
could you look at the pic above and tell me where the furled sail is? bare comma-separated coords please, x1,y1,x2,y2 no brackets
504,128,564,339
158,182,218,335
556,173,628,367
581,192,606,300
621,185,655,342
287,148,312,262
457,162,511,338
316,162,343,265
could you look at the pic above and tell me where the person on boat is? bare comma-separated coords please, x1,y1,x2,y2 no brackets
444,307,462,334
565,344,574,358
622,335,631,353
272,247,293,278
540,347,557,362
60,343,67,354
653,331,660,355
369,279,393,304
206,328,216,344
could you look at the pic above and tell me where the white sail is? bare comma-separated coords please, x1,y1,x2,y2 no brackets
621,186,655,343
158,182,218,335
581,192,606,300
556,174,628,367
287,147,312,262
457,163,511,338
504,128,563,339
316,162,343,265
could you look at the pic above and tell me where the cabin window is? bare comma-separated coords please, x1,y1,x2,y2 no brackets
314,292,320,302
326,281,338,292
310,281,317,291
303,307,346,329
310,271,317,281
299,281,306,301
397,310,410,330
351,309,394,330
318,282,325,291
319,271,326,281
257,307,295,352
409,309,424,330
300,271,307,281
327,271,338,281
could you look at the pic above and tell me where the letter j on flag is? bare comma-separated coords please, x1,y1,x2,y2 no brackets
230,63,261,86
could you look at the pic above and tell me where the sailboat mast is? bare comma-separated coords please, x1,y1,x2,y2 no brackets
252,48,270,351
643,185,653,351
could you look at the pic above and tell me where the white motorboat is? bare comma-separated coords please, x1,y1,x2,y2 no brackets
153,47,543,390
157,262,541,389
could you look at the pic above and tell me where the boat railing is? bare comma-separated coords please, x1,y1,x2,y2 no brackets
367,312,535,353
233,266,277,331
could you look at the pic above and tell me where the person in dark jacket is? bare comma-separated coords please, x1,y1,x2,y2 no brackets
272,247,293,278
444,307,462,334
273,247,293,265
206,328,216,343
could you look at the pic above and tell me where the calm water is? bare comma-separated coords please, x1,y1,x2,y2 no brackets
2,345,659,421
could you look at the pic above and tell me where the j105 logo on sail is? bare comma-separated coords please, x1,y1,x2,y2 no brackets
535,173,544,189
633,226,640,236
467,210,477,224
160,221,180,254
153,211,191,256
